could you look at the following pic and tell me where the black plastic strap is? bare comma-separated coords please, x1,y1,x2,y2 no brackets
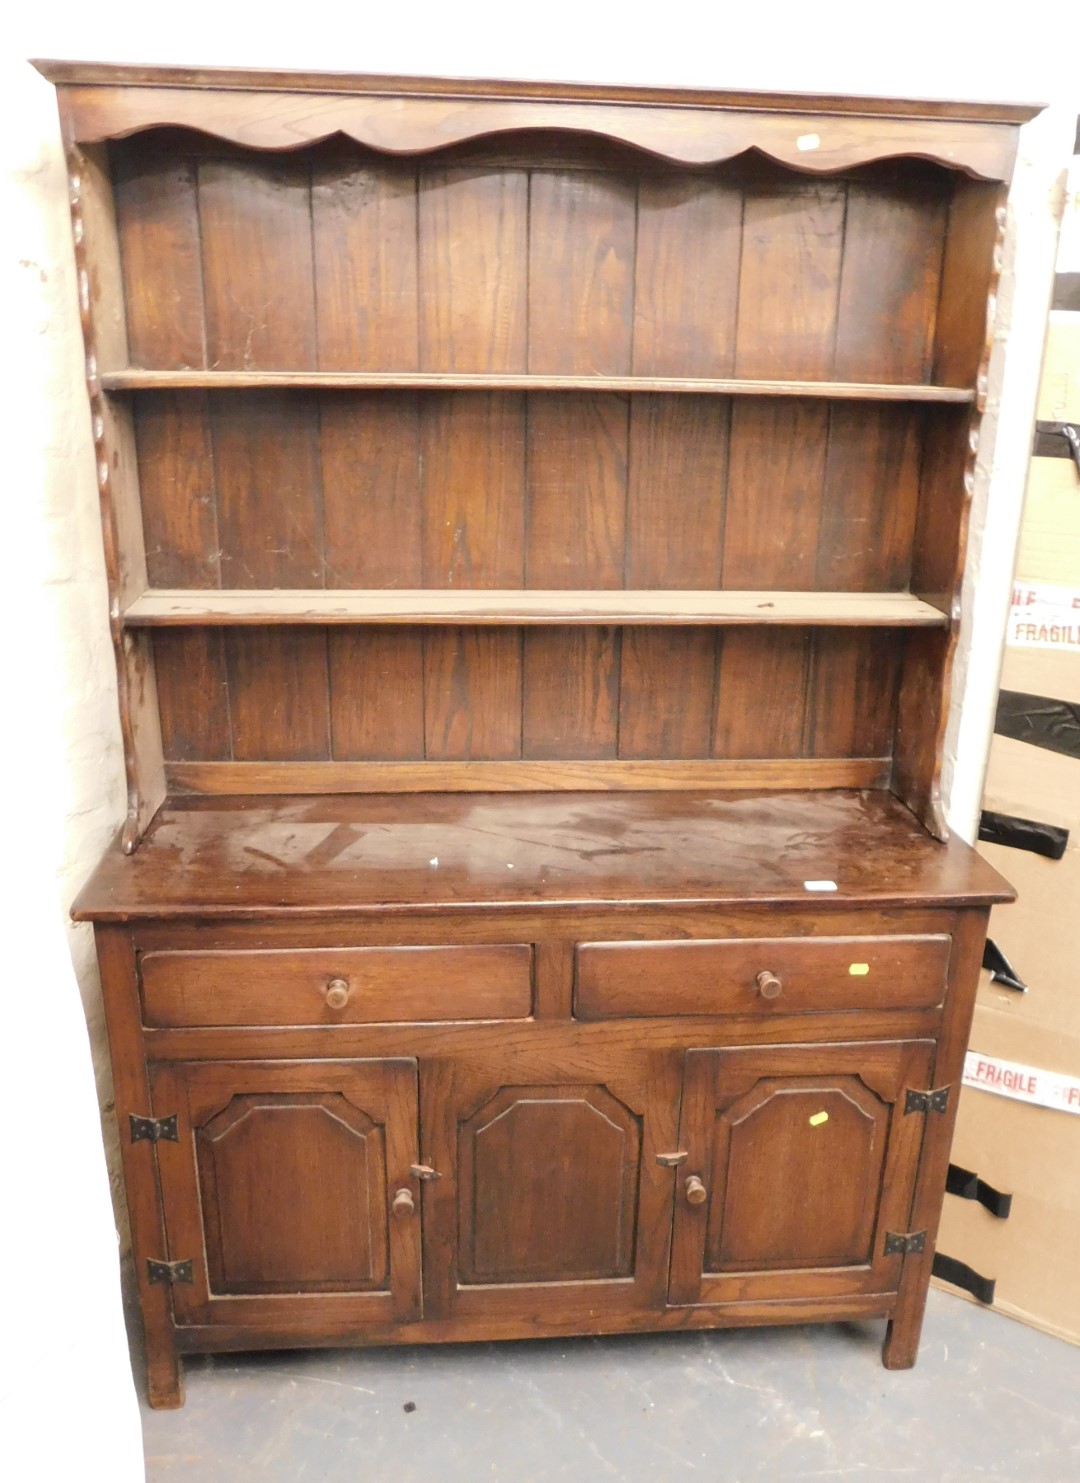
933,1252,996,1305
1053,273,1080,312
982,938,1027,993
1032,421,1080,471
996,690,1080,761
945,1163,1013,1219
978,809,1069,860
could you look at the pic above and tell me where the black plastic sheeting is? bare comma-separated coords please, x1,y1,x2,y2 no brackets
978,809,1069,860
995,690,1080,762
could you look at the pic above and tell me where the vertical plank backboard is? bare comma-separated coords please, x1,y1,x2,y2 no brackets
834,171,948,384
418,166,527,372
632,175,742,377
528,170,636,375
734,177,846,379
199,156,317,370
113,141,207,369
312,153,419,370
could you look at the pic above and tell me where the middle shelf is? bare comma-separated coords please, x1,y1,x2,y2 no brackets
122,590,949,628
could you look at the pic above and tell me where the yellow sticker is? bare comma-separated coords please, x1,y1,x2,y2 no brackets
809,1111,829,1127
848,963,870,976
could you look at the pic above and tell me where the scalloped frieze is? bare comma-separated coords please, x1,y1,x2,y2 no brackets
61,86,1020,181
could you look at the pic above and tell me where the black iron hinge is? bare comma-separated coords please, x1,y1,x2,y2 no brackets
129,1113,179,1144
884,1230,927,1257
146,1258,193,1285
904,1086,950,1115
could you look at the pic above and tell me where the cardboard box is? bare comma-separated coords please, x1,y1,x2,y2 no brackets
934,474,1080,1343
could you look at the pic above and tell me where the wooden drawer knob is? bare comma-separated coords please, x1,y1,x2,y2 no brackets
392,1187,415,1218
685,1175,708,1207
324,977,351,1010
755,970,783,1000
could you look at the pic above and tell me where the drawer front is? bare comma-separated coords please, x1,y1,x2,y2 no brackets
140,945,534,1027
575,935,950,1019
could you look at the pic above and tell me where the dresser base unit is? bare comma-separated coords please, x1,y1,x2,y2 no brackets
74,789,1011,1408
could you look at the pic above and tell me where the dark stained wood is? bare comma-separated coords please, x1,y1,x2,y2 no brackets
312,156,419,370
53,79,1027,182
618,628,716,758
72,790,1014,922
834,171,949,384
528,170,634,375
104,368,976,399
669,1040,933,1305
152,1058,422,1325
522,627,620,760
38,61,1043,123
632,175,741,377
721,400,830,588
329,629,425,761
734,180,845,380
575,935,951,1019
71,143,166,852
167,758,890,794
140,944,534,1026
198,156,316,370
418,167,527,373
423,629,522,760
712,630,812,761
48,70,1027,1403
113,143,206,369
153,631,232,761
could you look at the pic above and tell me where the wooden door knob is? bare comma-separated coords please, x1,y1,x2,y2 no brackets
392,1188,415,1218
685,1175,708,1206
324,977,351,1010
755,970,783,1000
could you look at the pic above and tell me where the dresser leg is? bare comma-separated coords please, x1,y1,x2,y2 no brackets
881,1295,926,1370
144,1323,184,1409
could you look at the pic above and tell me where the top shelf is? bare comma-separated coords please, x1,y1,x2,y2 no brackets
101,370,976,404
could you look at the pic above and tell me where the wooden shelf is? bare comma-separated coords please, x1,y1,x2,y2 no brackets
101,369,976,403
123,589,949,628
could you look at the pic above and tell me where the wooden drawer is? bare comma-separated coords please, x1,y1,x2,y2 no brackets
139,945,534,1027
574,935,950,1019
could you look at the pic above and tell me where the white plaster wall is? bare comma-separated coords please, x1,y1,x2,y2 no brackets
1,4,1073,1473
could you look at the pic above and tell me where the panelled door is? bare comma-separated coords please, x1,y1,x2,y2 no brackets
669,1040,934,1306
421,1045,680,1323
150,1058,422,1329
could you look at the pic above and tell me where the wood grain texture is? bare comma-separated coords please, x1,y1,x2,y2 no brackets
70,143,165,850
632,175,741,376
54,80,1027,182
528,170,635,374
123,590,948,627
575,935,951,1019
113,141,206,368
418,166,527,372
72,789,1013,922
140,944,534,1026
312,154,419,370
104,369,975,399
735,179,845,379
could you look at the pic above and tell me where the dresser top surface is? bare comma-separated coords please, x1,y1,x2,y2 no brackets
72,789,1013,922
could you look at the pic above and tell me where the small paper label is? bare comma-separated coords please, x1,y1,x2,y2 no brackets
848,963,870,976
1007,581,1080,651
803,880,837,892
796,132,821,151
809,1111,829,1126
963,1051,1080,1115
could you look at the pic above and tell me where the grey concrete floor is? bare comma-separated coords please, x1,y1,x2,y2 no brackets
140,1292,1080,1483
